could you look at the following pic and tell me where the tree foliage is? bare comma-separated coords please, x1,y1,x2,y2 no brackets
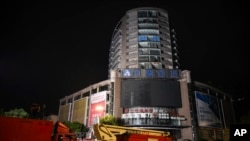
99,114,123,125
62,121,89,133
4,108,29,118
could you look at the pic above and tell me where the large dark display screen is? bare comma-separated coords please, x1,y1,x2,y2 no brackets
121,79,182,108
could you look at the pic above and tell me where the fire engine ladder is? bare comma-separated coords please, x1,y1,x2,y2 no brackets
93,124,170,141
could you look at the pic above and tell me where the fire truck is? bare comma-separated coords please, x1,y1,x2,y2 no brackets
92,123,173,141
0,116,77,141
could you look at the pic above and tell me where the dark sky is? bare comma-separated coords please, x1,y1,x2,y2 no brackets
1,1,249,119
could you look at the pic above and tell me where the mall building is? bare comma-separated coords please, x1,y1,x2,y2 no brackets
58,7,235,141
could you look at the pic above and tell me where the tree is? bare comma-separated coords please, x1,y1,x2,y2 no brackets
99,114,124,125
18,109,29,118
4,108,29,118
62,121,89,133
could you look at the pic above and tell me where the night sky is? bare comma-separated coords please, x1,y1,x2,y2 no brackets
1,1,249,120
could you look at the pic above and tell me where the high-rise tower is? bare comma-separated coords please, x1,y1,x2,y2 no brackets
108,7,183,129
109,7,180,71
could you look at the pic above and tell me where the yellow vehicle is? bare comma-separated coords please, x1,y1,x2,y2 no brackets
92,123,172,141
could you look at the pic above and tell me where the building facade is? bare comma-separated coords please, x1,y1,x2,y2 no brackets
109,7,179,71
58,7,234,141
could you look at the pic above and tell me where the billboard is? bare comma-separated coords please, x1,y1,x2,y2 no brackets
195,91,222,128
58,104,71,122
121,79,182,108
88,91,106,126
72,97,88,124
